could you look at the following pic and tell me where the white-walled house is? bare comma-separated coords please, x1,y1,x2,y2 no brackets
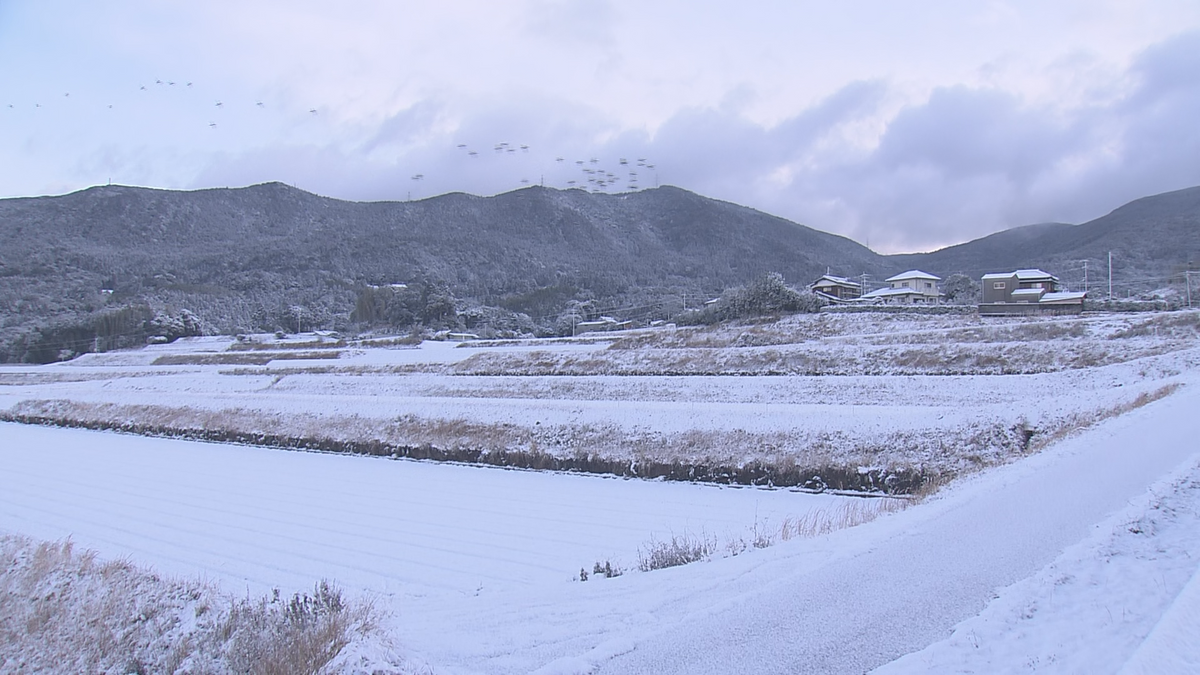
860,270,941,304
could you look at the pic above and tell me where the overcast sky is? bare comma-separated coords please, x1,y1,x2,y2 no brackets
2,1,1199,253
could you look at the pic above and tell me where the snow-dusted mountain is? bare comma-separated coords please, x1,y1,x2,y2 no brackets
1,181,1197,361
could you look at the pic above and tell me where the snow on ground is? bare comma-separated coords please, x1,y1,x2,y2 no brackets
2,312,1197,483
0,422,855,600
2,310,1200,672
3,371,1200,673
874,454,1200,675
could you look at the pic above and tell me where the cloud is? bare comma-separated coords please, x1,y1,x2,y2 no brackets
185,28,1200,256
8,4,1200,257
524,0,618,48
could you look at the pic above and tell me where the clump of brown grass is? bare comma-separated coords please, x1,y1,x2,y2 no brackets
0,535,397,675
153,351,341,366
637,532,719,571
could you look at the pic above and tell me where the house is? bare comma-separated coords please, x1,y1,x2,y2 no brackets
575,316,634,334
979,269,1086,315
809,274,863,301
860,270,941,304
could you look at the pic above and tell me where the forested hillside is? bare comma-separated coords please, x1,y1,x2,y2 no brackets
1,182,1196,362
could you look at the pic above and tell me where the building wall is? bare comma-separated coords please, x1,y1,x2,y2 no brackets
979,302,1084,316
982,275,1017,303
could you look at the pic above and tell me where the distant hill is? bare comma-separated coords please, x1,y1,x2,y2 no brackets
904,186,1200,289
0,183,884,360
0,181,1196,361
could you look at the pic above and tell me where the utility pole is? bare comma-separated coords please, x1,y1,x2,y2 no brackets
1187,270,1193,308
1108,251,1113,301
1083,260,1088,294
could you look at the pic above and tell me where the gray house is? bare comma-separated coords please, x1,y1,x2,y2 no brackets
979,269,1086,315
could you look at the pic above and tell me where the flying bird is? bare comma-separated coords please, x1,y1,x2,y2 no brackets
215,101,223,107
209,122,217,128
411,174,424,180
256,101,264,107
467,151,478,156
456,143,467,148
309,108,318,114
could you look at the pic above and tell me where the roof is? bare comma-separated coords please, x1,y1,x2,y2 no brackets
981,269,1058,281
1015,269,1057,281
1040,291,1087,304
861,287,927,299
885,270,940,282
810,274,859,288
1010,288,1046,300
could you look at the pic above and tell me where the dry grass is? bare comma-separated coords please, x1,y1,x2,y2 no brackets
1030,383,1183,452
631,496,911,573
637,532,719,571
0,535,399,675
229,339,345,351
1107,311,1200,339
153,351,342,366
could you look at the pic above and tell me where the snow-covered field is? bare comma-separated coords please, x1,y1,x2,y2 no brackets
2,311,1198,491
2,310,1199,673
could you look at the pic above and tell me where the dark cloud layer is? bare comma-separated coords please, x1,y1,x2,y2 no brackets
191,31,1200,253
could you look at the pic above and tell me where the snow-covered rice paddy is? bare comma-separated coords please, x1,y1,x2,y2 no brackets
2,309,1199,673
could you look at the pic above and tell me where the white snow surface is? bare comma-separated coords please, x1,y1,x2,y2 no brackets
3,313,1200,673
874,454,1200,675
3,380,1200,673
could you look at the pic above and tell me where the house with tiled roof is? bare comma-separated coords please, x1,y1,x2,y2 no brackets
860,270,941,304
979,269,1086,315
809,274,863,301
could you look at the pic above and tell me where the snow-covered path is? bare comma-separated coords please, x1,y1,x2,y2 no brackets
599,383,1200,675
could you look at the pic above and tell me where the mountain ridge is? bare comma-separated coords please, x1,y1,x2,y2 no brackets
1,181,1196,361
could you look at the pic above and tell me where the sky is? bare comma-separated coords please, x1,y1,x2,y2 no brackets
2,1,1199,253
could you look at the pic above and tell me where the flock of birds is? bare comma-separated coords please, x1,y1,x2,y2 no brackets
430,141,659,194
7,79,660,195
4,77,325,131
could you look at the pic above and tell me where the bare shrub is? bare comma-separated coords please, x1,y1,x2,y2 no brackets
590,561,623,579
637,533,717,571
224,582,376,675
